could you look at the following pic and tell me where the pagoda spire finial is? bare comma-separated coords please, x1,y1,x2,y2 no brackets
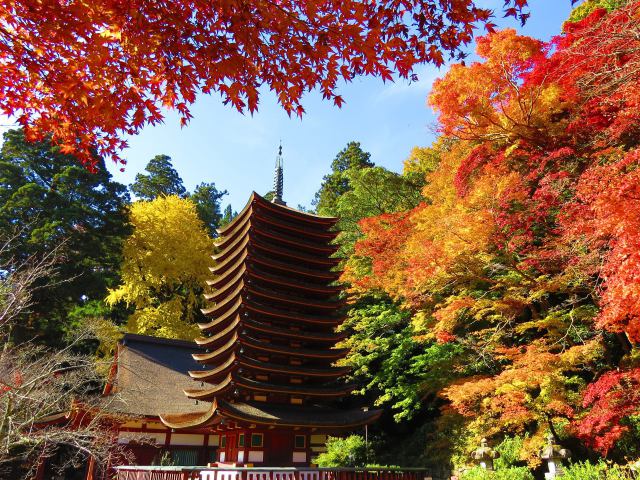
272,142,285,205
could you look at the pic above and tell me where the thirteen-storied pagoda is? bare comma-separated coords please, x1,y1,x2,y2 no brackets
161,149,380,466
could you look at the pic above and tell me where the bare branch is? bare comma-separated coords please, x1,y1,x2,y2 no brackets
0,225,66,337
0,333,131,477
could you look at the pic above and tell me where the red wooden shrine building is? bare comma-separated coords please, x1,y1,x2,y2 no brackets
160,158,380,466
34,334,218,479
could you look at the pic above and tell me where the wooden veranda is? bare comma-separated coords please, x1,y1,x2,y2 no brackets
115,466,448,480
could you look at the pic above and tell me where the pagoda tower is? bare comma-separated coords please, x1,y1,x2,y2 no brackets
161,149,380,466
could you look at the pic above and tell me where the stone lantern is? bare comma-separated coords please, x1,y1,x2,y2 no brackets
471,438,500,470
540,433,571,479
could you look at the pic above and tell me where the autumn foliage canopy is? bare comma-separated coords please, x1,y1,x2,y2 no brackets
340,0,640,463
0,0,529,169
5,0,640,468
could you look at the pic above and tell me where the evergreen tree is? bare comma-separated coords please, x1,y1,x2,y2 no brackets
334,166,424,258
189,182,228,237
313,142,374,216
0,129,130,345
130,154,186,200
263,190,275,202
219,204,238,228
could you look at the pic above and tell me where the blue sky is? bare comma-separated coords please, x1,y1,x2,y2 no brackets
3,0,575,212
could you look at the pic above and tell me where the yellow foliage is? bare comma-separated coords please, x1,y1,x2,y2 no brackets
125,296,200,339
442,340,604,463
559,340,603,368
84,317,123,358
403,140,444,178
106,195,213,340
410,310,431,335
83,317,124,376
399,142,519,299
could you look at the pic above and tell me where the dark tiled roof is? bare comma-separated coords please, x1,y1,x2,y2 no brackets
235,375,355,396
161,400,382,430
242,336,348,358
242,318,346,343
237,355,350,377
103,333,208,417
218,401,382,428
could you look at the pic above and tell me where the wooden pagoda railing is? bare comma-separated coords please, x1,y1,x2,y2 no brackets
115,466,447,480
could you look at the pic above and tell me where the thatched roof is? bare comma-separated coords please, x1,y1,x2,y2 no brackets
103,333,208,418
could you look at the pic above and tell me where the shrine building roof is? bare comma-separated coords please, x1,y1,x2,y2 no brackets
102,333,207,418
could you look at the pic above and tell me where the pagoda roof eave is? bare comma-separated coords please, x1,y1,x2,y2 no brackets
188,353,349,382
184,373,234,400
253,226,338,255
160,399,220,430
209,243,248,276
192,334,345,364
238,355,350,377
247,266,342,296
212,221,251,260
251,254,342,281
186,374,354,399
214,222,341,269
206,262,341,305
189,354,236,380
252,210,337,241
246,284,344,310
235,376,355,397
197,316,346,351
194,316,240,348
214,213,251,250
203,269,245,302
160,400,381,431
192,333,237,363
201,282,244,316
242,318,346,343
243,336,348,359
199,299,343,338
216,194,256,237
198,297,242,330
244,301,344,326
206,253,247,289
252,192,338,224
251,238,342,267
217,401,382,429
215,193,338,239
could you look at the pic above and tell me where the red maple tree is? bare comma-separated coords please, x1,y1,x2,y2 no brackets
573,368,640,455
0,0,529,168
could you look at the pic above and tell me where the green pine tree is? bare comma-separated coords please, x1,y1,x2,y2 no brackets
130,154,186,200
219,204,237,228
189,182,228,237
312,141,374,216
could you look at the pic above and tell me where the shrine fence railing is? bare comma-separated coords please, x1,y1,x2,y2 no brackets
115,466,449,480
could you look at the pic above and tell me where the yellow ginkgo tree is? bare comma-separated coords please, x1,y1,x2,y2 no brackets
107,195,213,340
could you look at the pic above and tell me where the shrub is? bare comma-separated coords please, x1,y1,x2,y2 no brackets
314,435,371,467
494,436,526,470
562,460,634,480
459,466,533,480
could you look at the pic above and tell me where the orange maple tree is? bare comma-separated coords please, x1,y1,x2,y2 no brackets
341,2,640,462
0,0,530,168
